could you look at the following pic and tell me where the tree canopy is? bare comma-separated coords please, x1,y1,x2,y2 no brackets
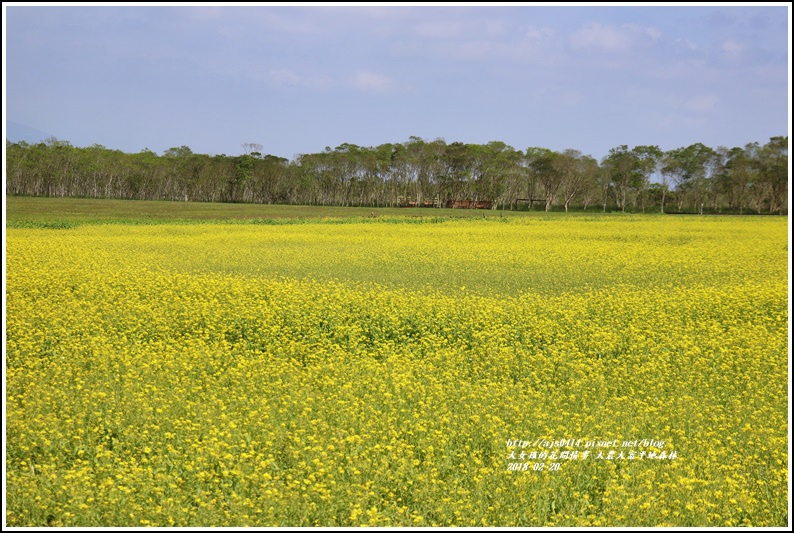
5,136,788,214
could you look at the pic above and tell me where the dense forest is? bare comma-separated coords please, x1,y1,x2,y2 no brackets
5,136,788,214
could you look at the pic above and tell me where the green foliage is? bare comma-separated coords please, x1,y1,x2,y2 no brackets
4,136,787,214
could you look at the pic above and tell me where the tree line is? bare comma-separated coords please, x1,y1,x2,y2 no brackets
5,136,788,214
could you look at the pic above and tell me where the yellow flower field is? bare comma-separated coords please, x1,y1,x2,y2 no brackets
5,215,789,526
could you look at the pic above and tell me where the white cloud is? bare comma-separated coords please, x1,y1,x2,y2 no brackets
646,59,706,81
675,38,699,52
524,25,555,41
270,69,302,86
655,114,709,131
483,19,506,37
644,26,663,41
415,23,557,64
438,39,499,61
558,90,583,107
269,69,334,90
685,94,719,113
414,20,467,39
570,22,662,54
350,71,394,92
720,38,746,61
250,9,326,36
570,22,632,53
752,63,787,80
623,23,663,42
187,7,224,21
269,69,395,92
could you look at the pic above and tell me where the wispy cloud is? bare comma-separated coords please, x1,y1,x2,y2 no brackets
186,6,224,21
723,39,744,53
6,5,786,160
350,71,394,92
685,94,720,113
558,90,584,107
570,22,662,53
524,25,555,41
623,23,662,41
406,22,558,64
270,69,302,86
720,38,745,60
570,22,633,52
268,68,395,93
269,69,334,90
413,20,467,39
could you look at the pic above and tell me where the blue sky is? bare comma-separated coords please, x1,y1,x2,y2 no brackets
4,4,790,162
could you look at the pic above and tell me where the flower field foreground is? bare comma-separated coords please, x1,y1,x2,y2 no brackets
5,215,788,526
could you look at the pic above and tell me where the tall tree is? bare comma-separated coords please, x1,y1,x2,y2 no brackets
526,147,561,212
602,145,643,212
713,145,756,214
631,145,663,212
556,149,597,213
440,141,470,206
661,143,716,213
230,153,254,203
755,136,788,215
5,135,784,213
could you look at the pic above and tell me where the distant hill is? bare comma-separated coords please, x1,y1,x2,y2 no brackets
6,121,55,144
